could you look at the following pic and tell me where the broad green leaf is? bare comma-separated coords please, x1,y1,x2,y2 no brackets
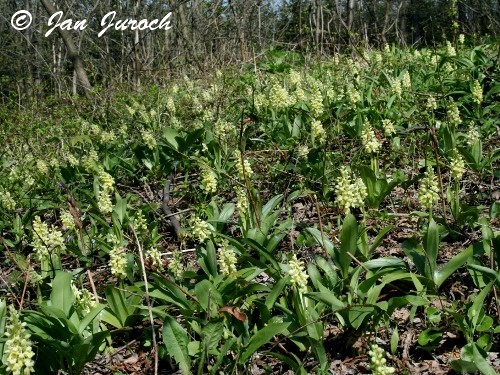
305,227,335,254
113,192,128,224
363,257,406,270
339,214,357,278
347,306,373,330
105,285,130,327
461,343,498,375
239,322,290,364
262,194,283,217
163,127,179,150
265,276,289,311
306,290,345,310
469,281,494,331
423,218,439,283
369,225,394,254
194,279,222,313
219,203,235,222
50,271,74,317
163,315,191,375
435,245,473,288
417,328,442,347
391,327,399,355
78,304,105,334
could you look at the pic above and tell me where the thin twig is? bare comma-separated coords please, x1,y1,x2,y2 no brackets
162,174,181,239
131,226,158,375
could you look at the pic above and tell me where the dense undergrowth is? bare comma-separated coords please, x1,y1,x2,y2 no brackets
0,38,499,375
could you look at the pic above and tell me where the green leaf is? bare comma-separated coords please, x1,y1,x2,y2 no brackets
306,290,345,310
434,245,473,288
305,227,335,254
163,315,191,375
219,203,235,222
467,264,500,286
363,257,406,270
423,219,439,283
239,322,290,364
339,214,357,278
194,279,222,313
50,271,74,317
265,276,289,311
347,306,373,330
391,327,399,355
369,225,394,254
469,281,495,331
417,328,442,347
163,127,179,150
113,192,128,224
104,285,130,328
460,343,498,375
78,304,105,334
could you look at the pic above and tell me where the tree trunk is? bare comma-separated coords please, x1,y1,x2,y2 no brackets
39,0,92,95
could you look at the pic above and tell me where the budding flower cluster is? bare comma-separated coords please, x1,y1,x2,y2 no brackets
447,100,461,125
97,167,115,215
401,71,411,89
368,344,395,375
100,131,116,144
426,96,437,110
60,210,76,231
141,129,157,150
190,216,212,243
446,41,456,56
390,78,402,99
310,89,324,118
381,119,395,136
236,187,249,217
269,84,293,109
146,246,164,271
31,216,66,261
345,84,361,104
288,254,308,294
107,234,127,279
293,84,307,103
200,166,218,194
168,250,184,279
465,125,480,145
65,153,79,167
458,34,465,44
36,160,48,175
71,282,98,314
217,239,238,276
234,150,253,180
418,168,440,211
213,119,233,141
4,305,35,375
82,149,98,171
361,122,381,154
166,97,176,114
334,166,367,213
311,120,326,145
297,144,309,159
471,80,482,104
0,190,16,211
288,70,302,86
450,150,465,180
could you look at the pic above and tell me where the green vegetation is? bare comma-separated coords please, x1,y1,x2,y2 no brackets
1,39,499,374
